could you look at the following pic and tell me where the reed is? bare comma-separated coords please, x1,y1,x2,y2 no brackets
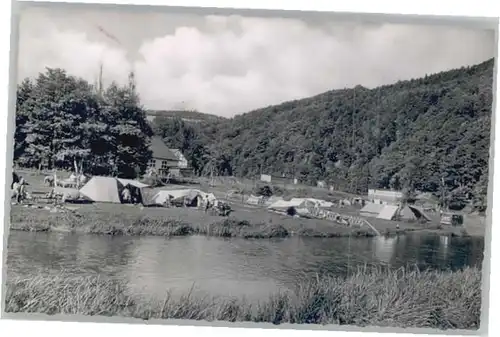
4,266,481,329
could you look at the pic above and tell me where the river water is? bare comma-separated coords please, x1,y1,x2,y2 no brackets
6,231,485,302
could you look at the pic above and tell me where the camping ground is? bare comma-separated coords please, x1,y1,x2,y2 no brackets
9,169,486,238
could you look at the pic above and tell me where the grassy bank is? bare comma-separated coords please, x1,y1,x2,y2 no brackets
9,204,377,238
4,267,481,329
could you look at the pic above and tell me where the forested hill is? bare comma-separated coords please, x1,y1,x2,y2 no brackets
146,109,225,123
155,58,494,207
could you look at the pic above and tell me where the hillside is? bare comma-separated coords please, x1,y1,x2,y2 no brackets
153,58,494,208
146,109,225,123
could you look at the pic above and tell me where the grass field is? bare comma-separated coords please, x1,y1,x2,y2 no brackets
9,169,485,238
4,267,481,330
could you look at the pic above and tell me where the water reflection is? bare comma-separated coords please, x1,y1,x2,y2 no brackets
6,231,485,302
439,236,450,261
373,236,397,265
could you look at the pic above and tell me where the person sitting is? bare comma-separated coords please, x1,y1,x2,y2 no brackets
12,177,26,203
12,171,20,189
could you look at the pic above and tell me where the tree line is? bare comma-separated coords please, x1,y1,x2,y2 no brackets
153,58,494,211
14,68,153,178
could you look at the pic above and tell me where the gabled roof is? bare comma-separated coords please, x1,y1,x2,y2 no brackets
149,137,179,161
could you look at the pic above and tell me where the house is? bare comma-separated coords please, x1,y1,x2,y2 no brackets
148,137,189,177
260,174,272,183
367,189,403,205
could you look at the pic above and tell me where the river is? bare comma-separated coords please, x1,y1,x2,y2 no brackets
5,231,485,302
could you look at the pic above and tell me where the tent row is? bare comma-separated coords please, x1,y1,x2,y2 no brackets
152,189,216,206
78,176,216,206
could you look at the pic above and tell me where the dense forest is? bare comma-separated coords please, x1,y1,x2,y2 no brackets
14,68,153,178
154,58,494,209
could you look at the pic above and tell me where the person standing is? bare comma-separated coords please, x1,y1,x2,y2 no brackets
204,195,211,213
121,187,131,203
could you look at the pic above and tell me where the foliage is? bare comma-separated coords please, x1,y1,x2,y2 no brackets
256,185,273,197
152,58,494,209
14,68,152,178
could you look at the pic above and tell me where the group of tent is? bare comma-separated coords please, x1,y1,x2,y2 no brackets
266,197,334,217
73,176,216,207
359,203,432,222
264,195,431,223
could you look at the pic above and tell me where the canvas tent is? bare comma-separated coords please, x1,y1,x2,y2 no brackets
407,205,432,221
359,203,385,218
79,176,123,203
117,178,153,204
117,178,150,189
268,199,305,211
377,205,399,220
246,195,264,205
79,176,152,204
268,198,332,217
151,189,216,206
359,203,431,222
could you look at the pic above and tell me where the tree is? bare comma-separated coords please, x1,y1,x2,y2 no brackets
14,68,153,178
14,79,34,163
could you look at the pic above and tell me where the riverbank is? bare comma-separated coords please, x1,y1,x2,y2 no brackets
9,203,378,238
9,202,480,238
10,170,484,238
4,267,481,329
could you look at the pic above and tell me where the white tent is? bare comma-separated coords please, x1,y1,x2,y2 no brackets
268,198,331,217
268,199,305,211
377,205,399,220
360,203,385,218
359,203,430,222
152,189,193,204
152,189,216,206
264,196,284,206
79,176,123,203
246,195,264,205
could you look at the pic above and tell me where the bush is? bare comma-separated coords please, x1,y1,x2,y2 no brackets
255,185,273,197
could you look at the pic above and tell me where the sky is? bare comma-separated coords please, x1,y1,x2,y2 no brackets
17,5,496,118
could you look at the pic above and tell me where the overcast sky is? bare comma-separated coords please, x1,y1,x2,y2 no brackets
17,5,495,117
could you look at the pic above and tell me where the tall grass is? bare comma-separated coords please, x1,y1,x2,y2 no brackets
4,267,481,329
9,209,293,239
10,205,375,238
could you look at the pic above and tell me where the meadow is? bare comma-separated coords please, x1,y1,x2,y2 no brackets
9,169,483,238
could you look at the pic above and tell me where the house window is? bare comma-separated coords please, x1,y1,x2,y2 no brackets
161,160,170,170
148,159,155,168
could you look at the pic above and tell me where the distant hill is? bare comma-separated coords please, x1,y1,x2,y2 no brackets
153,58,494,208
146,109,225,124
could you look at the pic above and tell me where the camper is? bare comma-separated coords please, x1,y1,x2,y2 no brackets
440,212,464,227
